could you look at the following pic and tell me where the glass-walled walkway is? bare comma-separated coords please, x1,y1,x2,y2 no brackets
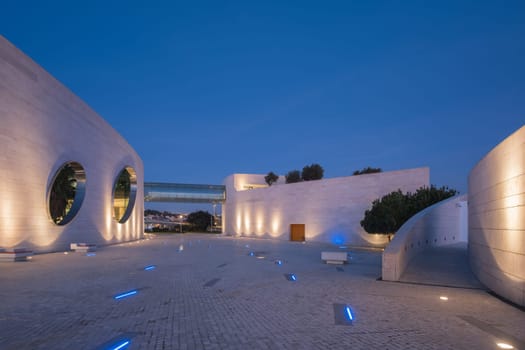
144,182,225,203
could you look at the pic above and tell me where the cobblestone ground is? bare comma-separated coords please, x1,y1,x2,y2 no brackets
0,234,524,350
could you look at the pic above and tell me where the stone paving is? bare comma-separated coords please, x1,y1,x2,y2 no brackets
0,234,524,350
400,243,485,289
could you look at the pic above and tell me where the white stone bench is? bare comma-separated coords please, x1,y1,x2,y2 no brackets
0,248,33,262
321,251,348,265
70,243,97,253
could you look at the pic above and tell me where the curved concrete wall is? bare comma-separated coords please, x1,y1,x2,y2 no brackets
382,194,468,281
223,168,429,246
469,126,525,306
0,35,144,252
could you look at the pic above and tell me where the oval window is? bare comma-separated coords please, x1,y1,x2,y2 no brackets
113,166,137,223
48,162,86,225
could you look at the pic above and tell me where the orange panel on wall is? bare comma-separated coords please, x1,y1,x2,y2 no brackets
290,224,305,242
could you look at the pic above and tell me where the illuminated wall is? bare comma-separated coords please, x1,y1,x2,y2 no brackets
382,194,468,281
223,168,429,246
469,126,525,306
0,35,144,253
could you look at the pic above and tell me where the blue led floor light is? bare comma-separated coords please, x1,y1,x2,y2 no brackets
114,290,138,300
144,265,156,271
345,306,354,321
333,303,355,325
111,340,131,350
97,333,135,350
285,273,297,281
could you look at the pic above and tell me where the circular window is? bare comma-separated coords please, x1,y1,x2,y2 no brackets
112,166,137,223
48,161,86,225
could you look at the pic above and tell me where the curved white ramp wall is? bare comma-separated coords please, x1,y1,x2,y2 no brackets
382,194,468,281
223,168,429,246
0,36,144,252
469,126,525,306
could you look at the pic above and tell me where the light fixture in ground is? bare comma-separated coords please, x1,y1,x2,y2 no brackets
111,340,131,350
114,290,138,300
497,343,514,349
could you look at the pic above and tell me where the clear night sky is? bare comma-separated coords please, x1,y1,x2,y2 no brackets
2,1,524,200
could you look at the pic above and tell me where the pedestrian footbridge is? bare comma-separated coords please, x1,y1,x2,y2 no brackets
144,182,226,203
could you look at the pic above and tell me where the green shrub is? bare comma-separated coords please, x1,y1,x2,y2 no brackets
360,185,457,236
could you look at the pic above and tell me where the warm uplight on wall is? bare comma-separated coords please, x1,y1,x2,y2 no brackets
0,195,22,246
236,176,246,191
235,210,242,232
244,217,251,233
497,342,514,349
116,217,123,239
103,200,113,241
256,209,264,234
362,232,389,245
503,194,522,231
244,208,252,233
271,212,281,237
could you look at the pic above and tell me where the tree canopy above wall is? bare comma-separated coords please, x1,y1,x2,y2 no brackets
353,167,382,175
360,185,458,237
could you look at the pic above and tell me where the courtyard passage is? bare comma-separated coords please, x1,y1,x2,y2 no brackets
0,234,524,349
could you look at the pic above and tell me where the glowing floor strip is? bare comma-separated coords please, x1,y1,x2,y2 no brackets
111,340,130,350
114,290,138,300
144,265,156,271
290,274,297,281
345,306,354,321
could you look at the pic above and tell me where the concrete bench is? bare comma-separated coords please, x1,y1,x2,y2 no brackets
321,251,348,265
0,248,33,262
70,243,97,253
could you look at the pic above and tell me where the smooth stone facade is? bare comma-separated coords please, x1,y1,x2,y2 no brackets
223,168,429,246
382,194,468,281
469,125,525,306
0,35,144,253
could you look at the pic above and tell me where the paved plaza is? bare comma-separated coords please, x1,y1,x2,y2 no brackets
0,234,524,350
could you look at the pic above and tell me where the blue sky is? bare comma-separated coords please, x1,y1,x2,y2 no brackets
2,1,524,206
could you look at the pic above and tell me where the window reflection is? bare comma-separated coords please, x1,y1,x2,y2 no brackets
113,166,137,223
49,162,86,225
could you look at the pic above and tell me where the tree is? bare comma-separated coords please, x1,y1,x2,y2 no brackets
408,185,458,214
360,190,408,237
353,167,382,176
285,170,302,183
186,210,212,232
360,185,458,238
264,172,279,186
301,163,324,181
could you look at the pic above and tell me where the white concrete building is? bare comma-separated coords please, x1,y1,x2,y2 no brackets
382,194,468,281
469,125,525,306
223,167,429,246
0,35,144,253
